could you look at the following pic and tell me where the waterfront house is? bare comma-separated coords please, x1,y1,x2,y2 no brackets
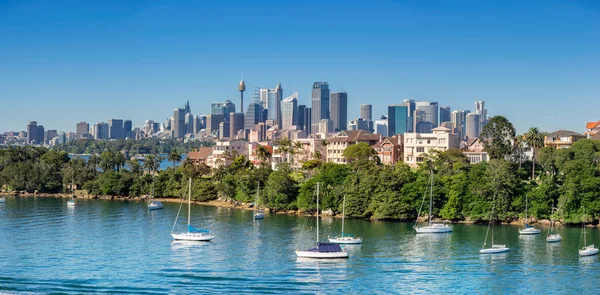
404,126,460,167
544,130,585,149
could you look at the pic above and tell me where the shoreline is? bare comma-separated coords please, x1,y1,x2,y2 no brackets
0,192,584,226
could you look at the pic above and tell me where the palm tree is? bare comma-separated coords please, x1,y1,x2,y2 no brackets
254,145,272,167
524,127,546,180
168,149,182,168
99,151,114,172
88,154,101,171
513,134,525,169
114,152,126,172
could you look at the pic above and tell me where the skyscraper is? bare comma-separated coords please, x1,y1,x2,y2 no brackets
239,79,246,113
374,116,388,136
173,109,185,139
36,125,45,144
360,104,372,121
403,99,416,132
466,113,481,139
244,102,264,131
229,112,245,139
297,105,306,131
224,100,236,120
439,106,451,124
451,110,467,140
311,82,330,134
318,119,333,134
475,100,488,129
93,122,109,140
123,120,132,138
261,84,283,128
219,122,230,139
27,121,37,144
206,114,225,137
304,107,312,134
348,118,370,132
76,121,89,137
330,92,348,132
281,92,298,130
388,105,408,136
415,101,439,127
108,119,124,140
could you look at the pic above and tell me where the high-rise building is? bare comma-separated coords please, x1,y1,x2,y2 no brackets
403,99,416,132
206,114,225,137
297,105,306,131
475,101,487,124
330,92,348,132
415,101,439,127
439,106,451,124
261,84,283,128
76,121,89,137
239,80,246,113
123,120,132,138
281,92,298,130
360,104,372,121
451,110,468,140
93,122,109,140
374,116,388,136
304,107,312,134
219,122,230,139
318,119,333,134
388,105,408,136
184,113,194,135
311,82,330,134
36,125,45,144
26,121,37,144
466,113,481,139
348,118,371,132
244,102,264,131
229,112,245,139
46,130,58,142
108,119,124,140
173,109,185,139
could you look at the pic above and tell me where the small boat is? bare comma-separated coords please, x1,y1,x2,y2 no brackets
67,198,75,207
171,178,215,242
253,183,264,220
480,191,510,254
296,182,348,259
148,172,163,210
414,170,452,234
546,203,562,243
329,195,362,244
519,194,541,235
579,206,598,257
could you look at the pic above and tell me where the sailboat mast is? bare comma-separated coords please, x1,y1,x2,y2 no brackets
525,194,528,225
583,205,586,246
188,177,192,227
342,195,346,235
429,171,433,226
491,194,496,246
316,182,320,246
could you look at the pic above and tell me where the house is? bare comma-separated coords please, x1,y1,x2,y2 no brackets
372,135,403,165
544,130,585,149
586,121,600,137
187,147,213,166
404,126,460,167
326,130,381,164
462,137,488,164
289,137,326,169
206,140,248,167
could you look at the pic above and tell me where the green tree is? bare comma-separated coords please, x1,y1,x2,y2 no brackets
479,116,516,160
168,149,182,168
524,127,546,180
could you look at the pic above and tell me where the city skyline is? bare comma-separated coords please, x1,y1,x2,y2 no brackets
1,1,599,133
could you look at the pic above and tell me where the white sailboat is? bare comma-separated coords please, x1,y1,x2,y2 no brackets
253,182,264,220
546,203,562,243
414,170,452,234
67,177,75,208
148,172,163,210
480,192,510,254
296,182,349,259
329,195,362,244
171,178,214,241
579,206,598,257
519,194,540,235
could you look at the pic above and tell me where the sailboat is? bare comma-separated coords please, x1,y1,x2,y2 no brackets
414,170,452,233
546,202,562,243
67,177,76,208
519,194,540,235
253,182,264,220
296,182,348,259
171,178,215,241
328,195,362,244
480,192,510,254
578,205,598,256
148,172,163,210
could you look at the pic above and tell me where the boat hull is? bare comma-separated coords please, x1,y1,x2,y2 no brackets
171,233,214,241
415,226,452,234
295,250,348,259
254,213,265,220
328,237,362,244
148,202,164,210
579,246,598,257
519,228,541,235
546,234,562,243
480,246,510,254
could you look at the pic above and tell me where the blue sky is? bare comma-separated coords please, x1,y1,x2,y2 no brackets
1,0,598,134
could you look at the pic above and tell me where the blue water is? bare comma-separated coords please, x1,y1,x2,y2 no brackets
0,197,599,294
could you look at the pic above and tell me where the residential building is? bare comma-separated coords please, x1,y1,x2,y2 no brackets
187,147,213,166
544,130,585,149
388,105,408,136
281,92,298,130
327,130,381,164
330,92,348,132
360,104,372,121
463,137,489,164
206,140,249,168
585,121,600,138
311,82,330,134
289,137,326,169
465,113,481,139
372,135,403,165
403,126,459,167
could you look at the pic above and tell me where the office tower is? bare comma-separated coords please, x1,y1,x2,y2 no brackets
451,110,467,140
184,100,191,115
475,101,487,124
466,113,481,139
152,122,160,133
144,120,154,135
319,119,333,134
439,106,451,124
413,109,435,133
374,116,388,136
239,79,246,113
360,104,372,121
26,121,37,144
304,107,312,134
123,120,132,138
387,105,408,136
224,100,236,120
206,114,225,137
57,132,66,145
297,105,306,131
93,122,109,140
311,82,330,134
194,115,206,133
229,112,245,139
415,101,439,127
275,83,283,128
403,99,416,132
330,92,348,132
46,130,58,142
108,119,124,140
348,118,371,132
173,109,185,139
36,125,45,144
244,102,264,131
261,84,283,126
76,121,89,136
219,122,230,139
281,92,298,130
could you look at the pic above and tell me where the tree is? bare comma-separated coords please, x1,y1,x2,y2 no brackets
253,145,272,167
168,149,182,168
524,127,546,180
342,142,378,165
479,116,516,160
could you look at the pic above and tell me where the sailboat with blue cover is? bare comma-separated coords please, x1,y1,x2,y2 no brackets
171,178,214,241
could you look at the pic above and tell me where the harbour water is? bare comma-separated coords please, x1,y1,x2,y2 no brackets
1,197,599,294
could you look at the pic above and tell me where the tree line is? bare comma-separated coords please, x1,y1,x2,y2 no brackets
1,116,599,224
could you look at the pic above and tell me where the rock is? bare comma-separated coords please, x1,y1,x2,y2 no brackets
322,208,334,216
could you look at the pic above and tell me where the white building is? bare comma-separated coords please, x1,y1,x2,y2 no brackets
281,93,298,130
206,140,249,167
403,126,460,167
327,130,381,164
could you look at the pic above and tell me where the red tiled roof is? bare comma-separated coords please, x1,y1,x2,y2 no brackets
587,121,600,129
187,147,213,161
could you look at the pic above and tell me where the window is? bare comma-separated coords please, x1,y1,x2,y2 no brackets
416,157,424,162
417,147,424,153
